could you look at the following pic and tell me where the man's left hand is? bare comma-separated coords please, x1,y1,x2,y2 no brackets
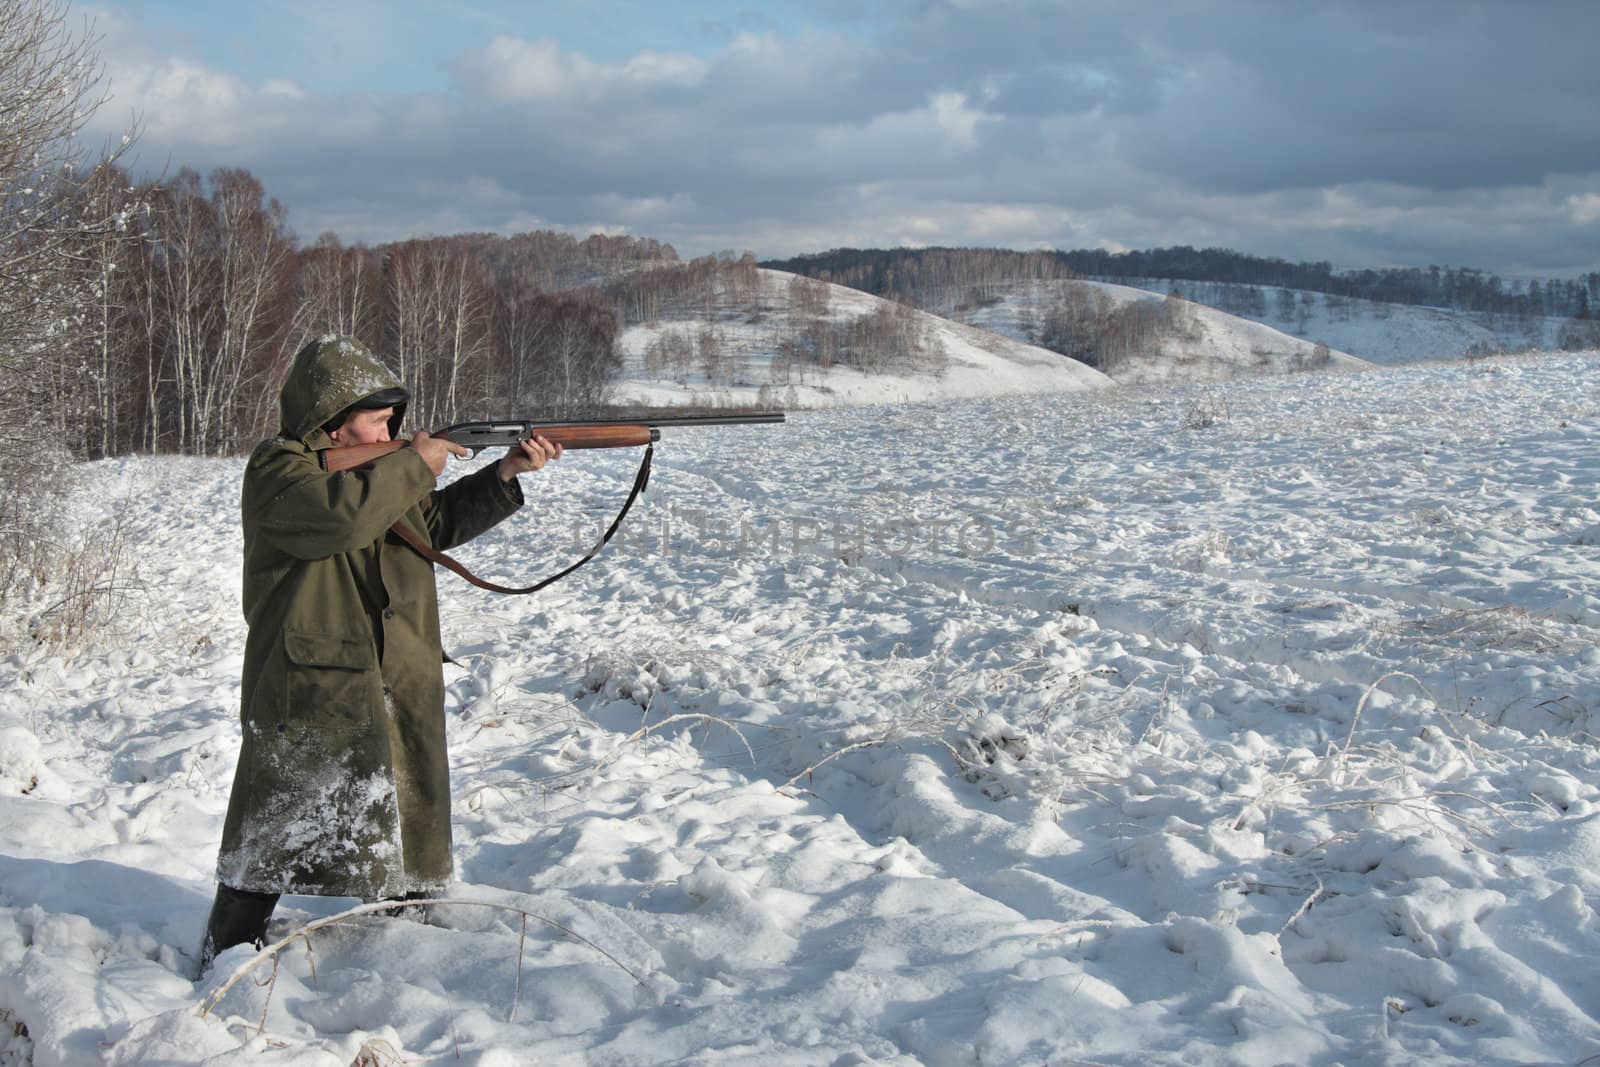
497,434,563,481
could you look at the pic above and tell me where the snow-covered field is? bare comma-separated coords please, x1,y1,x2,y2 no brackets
5,353,1600,1065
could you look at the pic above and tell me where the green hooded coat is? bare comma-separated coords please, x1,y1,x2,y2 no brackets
216,336,523,898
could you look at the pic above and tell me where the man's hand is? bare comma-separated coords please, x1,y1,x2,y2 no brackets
497,435,563,482
411,431,469,476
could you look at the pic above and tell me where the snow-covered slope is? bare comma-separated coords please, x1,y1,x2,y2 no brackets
5,352,1600,1064
612,268,1113,409
958,278,1369,384
1108,277,1572,364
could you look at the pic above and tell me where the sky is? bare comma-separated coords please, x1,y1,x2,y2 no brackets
83,0,1600,278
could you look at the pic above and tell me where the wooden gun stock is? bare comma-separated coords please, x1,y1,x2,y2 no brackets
321,438,409,472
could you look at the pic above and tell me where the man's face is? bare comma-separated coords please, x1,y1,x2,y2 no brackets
328,407,394,447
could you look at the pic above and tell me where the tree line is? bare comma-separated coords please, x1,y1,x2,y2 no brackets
48,171,718,462
769,245,1600,323
1057,245,1600,321
761,246,1078,315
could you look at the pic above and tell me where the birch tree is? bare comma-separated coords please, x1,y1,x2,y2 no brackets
296,234,383,342
211,168,294,451
384,238,494,427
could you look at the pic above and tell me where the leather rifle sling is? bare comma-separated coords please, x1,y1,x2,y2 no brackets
387,442,653,596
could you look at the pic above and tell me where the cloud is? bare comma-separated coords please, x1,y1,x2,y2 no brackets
120,60,250,145
458,35,707,102
88,0,1600,275
88,7,307,151
1117,0,1600,195
1568,194,1600,227
930,92,982,150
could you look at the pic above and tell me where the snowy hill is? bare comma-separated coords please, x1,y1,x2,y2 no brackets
952,278,1369,384
6,352,1600,1063
1106,277,1573,364
600,268,1373,411
610,268,1113,409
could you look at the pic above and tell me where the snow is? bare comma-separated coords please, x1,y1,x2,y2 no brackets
958,279,1369,383
612,269,1113,410
1102,278,1571,365
610,270,1372,409
6,352,1600,1064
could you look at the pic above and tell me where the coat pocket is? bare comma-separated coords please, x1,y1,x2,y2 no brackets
282,628,378,731
284,629,377,670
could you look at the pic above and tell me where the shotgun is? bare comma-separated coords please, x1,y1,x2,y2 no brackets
322,411,786,472
320,410,786,595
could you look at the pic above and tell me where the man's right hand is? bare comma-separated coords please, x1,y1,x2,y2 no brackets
410,431,469,476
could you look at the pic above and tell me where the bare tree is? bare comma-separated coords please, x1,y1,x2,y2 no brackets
386,239,493,428
488,276,553,410
698,324,728,385
1037,282,1111,368
210,168,295,450
145,171,224,453
537,292,619,413
1559,317,1600,352
38,161,139,458
0,0,137,599
296,234,383,342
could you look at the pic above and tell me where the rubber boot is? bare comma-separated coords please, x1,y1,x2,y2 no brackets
198,885,279,974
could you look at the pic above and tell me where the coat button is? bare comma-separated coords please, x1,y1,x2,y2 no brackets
383,608,395,620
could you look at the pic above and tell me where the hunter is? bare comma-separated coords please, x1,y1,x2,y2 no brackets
199,335,561,971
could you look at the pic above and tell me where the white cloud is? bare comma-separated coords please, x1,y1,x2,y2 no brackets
260,79,309,100
750,91,993,185
965,204,1060,243
461,35,707,102
109,59,249,146
930,92,981,150
1568,193,1600,227
592,192,698,225
86,8,314,153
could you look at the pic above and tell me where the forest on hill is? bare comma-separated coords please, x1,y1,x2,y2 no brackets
765,244,1600,323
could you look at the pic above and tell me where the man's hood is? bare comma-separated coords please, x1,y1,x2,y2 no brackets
280,336,407,448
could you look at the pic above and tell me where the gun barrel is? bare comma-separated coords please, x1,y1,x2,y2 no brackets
530,412,786,430
641,412,787,427
436,411,785,452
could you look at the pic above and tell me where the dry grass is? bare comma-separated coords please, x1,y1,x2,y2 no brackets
1180,387,1232,430
1,505,141,650
1378,605,1576,658
349,1039,409,1066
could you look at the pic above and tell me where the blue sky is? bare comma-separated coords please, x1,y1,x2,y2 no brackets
87,0,1600,276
